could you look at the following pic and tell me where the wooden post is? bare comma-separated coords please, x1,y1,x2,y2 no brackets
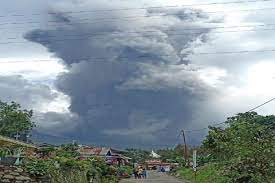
181,130,189,166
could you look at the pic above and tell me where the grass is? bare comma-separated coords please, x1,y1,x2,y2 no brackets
176,164,230,183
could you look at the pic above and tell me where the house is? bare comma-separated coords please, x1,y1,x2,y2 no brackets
36,143,58,158
77,146,131,166
145,159,179,171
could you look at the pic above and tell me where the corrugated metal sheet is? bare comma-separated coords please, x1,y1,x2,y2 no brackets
0,135,37,149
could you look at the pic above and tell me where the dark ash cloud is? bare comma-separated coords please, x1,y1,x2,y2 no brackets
0,75,56,109
24,0,218,147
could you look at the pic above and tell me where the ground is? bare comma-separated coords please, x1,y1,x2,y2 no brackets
120,171,187,183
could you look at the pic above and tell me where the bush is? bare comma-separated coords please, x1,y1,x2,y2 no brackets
118,166,132,178
23,156,119,183
176,164,230,183
203,112,275,182
24,158,50,176
0,148,11,157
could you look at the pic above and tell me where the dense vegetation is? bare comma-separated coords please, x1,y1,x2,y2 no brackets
156,145,185,165
24,156,119,183
0,101,34,137
24,144,134,183
1,100,274,182
124,148,151,163
176,112,275,183
0,101,127,183
176,164,230,183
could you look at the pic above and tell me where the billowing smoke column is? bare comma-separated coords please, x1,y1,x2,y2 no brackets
25,0,215,147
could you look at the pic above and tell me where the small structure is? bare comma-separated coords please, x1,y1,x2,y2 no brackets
0,135,37,165
146,150,178,172
78,146,131,165
36,143,58,159
145,159,179,171
0,135,37,149
150,150,161,158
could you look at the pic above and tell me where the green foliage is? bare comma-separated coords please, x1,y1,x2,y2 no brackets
23,156,119,183
0,101,34,137
101,176,119,183
203,112,275,183
56,144,80,158
117,165,132,177
157,145,186,165
24,158,50,176
89,157,118,177
50,169,88,183
118,166,132,174
54,157,89,171
124,148,151,163
176,164,230,183
23,144,120,183
39,146,55,157
0,148,12,157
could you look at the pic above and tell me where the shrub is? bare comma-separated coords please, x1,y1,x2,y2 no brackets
24,158,50,176
203,112,275,182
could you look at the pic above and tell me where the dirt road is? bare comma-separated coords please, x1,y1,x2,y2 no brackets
120,171,187,183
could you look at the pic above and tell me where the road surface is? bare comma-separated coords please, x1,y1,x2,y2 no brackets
120,171,187,183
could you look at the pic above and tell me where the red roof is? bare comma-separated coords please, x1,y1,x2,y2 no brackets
78,146,131,160
78,147,102,156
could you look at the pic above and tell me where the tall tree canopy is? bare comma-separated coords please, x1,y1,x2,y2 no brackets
0,101,35,137
203,112,275,183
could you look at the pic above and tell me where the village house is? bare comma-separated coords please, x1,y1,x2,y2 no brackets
77,146,131,166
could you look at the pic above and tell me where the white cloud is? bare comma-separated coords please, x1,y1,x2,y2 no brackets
201,61,275,121
198,66,227,87
0,58,66,82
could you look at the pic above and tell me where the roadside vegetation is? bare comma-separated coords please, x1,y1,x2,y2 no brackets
23,153,120,183
1,100,274,182
175,112,275,183
0,100,131,183
0,101,34,137
97,112,275,183
176,164,230,183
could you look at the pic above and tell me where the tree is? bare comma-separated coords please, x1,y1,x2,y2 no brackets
0,101,35,137
156,145,185,164
124,148,151,163
203,112,275,183
56,144,80,158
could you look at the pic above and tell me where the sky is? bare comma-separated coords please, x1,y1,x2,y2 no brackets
0,0,275,148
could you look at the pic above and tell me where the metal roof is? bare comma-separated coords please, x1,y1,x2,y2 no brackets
0,135,37,149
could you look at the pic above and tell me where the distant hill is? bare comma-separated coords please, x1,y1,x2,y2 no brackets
31,130,73,145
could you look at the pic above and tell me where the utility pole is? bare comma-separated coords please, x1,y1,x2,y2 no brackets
181,130,189,166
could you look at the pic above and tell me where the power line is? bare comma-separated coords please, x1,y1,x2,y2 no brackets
1,7,275,27
2,24,275,44
173,132,182,149
1,49,275,64
195,49,275,55
0,0,271,19
3,27,275,44
247,97,275,112
185,97,275,132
